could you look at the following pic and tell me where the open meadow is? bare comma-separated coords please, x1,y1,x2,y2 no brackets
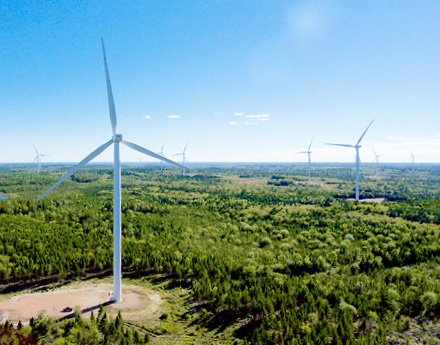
1,163,440,344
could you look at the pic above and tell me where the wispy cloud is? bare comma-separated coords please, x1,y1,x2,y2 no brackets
382,135,440,147
386,136,414,143
246,114,270,119
244,114,270,125
234,112,243,116
229,121,237,125
142,115,151,119
167,115,181,119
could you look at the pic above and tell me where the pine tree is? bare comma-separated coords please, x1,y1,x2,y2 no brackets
115,310,123,331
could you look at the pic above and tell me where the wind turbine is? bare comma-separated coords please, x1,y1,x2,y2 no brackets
33,145,50,174
297,137,313,184
326,120,374,201
173,142,188,175
157,143,165,171
37,39,196,302
372,148,380,177
410,148,416,173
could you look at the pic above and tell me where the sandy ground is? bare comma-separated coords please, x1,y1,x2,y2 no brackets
359,198,385,203
0,281,163,325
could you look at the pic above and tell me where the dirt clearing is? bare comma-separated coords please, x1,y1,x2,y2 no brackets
0,280,162,325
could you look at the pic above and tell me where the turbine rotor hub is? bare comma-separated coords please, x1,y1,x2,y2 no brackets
113,134,123,142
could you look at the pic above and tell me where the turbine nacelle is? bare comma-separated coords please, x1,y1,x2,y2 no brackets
113,134,123,142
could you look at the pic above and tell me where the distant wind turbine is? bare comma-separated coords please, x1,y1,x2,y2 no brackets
157,143,165,171
173,142,188,175
372,148,380,177
326,120,374,201
37,39,196,302
410,148,416,173
297,137,313,184
33,145,50,174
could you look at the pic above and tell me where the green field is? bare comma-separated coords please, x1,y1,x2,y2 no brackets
1,163,440,344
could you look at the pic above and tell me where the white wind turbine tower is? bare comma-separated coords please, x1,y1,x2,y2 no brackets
326,120,374,201
372,148,380,177
33,145,50,174
37,39,196,302
410,148,416,173
173,142,188,175
297,138,313,184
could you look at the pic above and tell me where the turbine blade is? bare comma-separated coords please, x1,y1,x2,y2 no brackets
372,147,377,156
37,139,114,202
101,38,117,135
308,137,314,151
356,119,374,146
325,143,354,148
296,151,308,154
122,140,198,174
183,142,188,153
33,145,38,155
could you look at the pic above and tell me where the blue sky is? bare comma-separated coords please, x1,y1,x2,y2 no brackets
2,1,440,164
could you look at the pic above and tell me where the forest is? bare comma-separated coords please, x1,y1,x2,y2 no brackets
1,162,440,344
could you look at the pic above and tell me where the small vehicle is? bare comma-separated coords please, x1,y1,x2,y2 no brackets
62,307,73,312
